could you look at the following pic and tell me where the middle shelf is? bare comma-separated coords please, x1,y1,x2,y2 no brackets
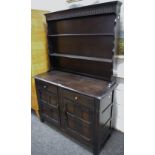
48,33,114,37
49,53,113,63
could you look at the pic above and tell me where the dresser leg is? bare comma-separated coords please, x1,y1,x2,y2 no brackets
93,146,100,155
39,112,44,122
40,116,44,122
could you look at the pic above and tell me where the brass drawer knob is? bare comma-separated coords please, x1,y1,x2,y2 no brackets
75,96,78,100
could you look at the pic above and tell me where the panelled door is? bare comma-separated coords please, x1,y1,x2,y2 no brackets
36,80,60,126
61,88,95,143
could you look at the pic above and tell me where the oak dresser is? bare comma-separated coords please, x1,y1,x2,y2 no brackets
35,1,122,155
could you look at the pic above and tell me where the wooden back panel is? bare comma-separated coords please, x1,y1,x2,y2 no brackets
47,14,115,34
48,34,114,59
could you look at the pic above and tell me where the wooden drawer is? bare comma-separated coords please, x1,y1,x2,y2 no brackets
62,89,94,109
36,80,57,94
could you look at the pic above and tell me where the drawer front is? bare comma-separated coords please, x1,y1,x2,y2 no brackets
63,89,94,109
36,80,57,94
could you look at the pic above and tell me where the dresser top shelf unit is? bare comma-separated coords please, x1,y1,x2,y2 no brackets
45,1,121,82
35,70,115,99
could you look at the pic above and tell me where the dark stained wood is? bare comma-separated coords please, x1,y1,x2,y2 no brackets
48,35,114,59
45,1,121,21
35,70,117,154
45,1,121,81
35,80,57,94
47,14,116,34
50,57,113,81
49,53,112,63
42,104,60,124
35,70,114,99
35,1,122,155
48,33,114,37
62,89,94,108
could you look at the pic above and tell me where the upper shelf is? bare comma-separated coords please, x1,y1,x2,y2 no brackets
48,33,114,37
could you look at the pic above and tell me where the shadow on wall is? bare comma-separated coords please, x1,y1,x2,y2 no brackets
112,78,124,132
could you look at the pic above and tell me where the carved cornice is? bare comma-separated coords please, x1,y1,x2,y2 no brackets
45,1,122,21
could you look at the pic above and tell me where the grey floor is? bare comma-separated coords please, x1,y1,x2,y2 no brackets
31,113,124,155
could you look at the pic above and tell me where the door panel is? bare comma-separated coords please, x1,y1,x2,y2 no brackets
67,114,92,142
42,104,60,124
64,98,93,122
36,80,60,126
40,91,60,126
41,91,58,108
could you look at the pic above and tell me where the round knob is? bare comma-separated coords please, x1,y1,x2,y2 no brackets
43,85,47,88
75,96,78,100
108,84,111,88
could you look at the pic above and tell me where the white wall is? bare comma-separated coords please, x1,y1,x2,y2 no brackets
31,0,124,132
113,57,124,132
31,0,68,11
113,72,124,132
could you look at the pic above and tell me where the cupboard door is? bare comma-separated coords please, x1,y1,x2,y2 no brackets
36,80,60,126
39,90,60,125
62,89,94,143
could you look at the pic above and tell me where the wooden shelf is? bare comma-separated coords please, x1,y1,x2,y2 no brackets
48,33,114,37
49,53,112,63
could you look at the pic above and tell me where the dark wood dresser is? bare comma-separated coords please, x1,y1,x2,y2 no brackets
34,1,122,155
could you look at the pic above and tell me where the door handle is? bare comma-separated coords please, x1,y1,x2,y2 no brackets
63,103,68,120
